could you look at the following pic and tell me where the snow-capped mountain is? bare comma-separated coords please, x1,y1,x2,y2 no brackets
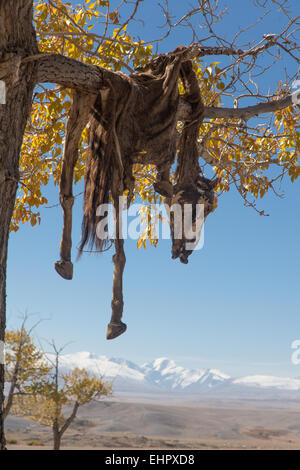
142,357,230,391
46,351,300,398
232,375,300,391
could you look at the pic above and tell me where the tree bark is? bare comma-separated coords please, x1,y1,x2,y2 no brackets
36,53,125,92
53,422,61,451
52,401,79,450
59,401,79,439
53,435,61,451
177,94,294,122
0,0,38,450
3,362,19,421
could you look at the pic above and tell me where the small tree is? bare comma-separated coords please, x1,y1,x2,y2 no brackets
15,344,112,450
4,319,51,420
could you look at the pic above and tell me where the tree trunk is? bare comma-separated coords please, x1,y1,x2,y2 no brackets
53,429,62,451
0,0,38,450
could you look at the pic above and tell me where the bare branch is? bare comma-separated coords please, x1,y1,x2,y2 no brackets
178,94,294,121
59,401,79,437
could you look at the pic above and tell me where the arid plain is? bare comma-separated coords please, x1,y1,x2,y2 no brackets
5,396,300,450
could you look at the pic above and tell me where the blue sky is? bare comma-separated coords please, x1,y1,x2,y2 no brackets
6,0,300,378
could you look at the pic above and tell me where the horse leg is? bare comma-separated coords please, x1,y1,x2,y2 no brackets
107,198,127,340
55,91,94,279
107,237,127,339
153,162,173,198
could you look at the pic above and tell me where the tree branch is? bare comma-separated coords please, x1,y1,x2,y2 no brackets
178,94,294,121
34,52,296,121
137,38,283,72
35,53,126,92
204,95,294,120
59,401,79,437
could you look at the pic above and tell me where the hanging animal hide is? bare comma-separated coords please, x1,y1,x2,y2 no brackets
55,47,217,340
79,53,183,253
165,59,217,264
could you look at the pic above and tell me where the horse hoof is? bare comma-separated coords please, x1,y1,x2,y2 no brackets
54,260,73,280
106,321,127,340
179,254,189,264
153,181,173,198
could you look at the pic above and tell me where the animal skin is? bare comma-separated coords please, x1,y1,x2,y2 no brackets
55,47,217,339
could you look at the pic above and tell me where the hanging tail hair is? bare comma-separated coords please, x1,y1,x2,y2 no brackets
78,88,117,255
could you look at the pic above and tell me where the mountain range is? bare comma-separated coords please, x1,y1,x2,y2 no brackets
48,351,300,399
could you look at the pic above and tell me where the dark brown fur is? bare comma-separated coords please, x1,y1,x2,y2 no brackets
78,55,182,254
56,47,217,339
